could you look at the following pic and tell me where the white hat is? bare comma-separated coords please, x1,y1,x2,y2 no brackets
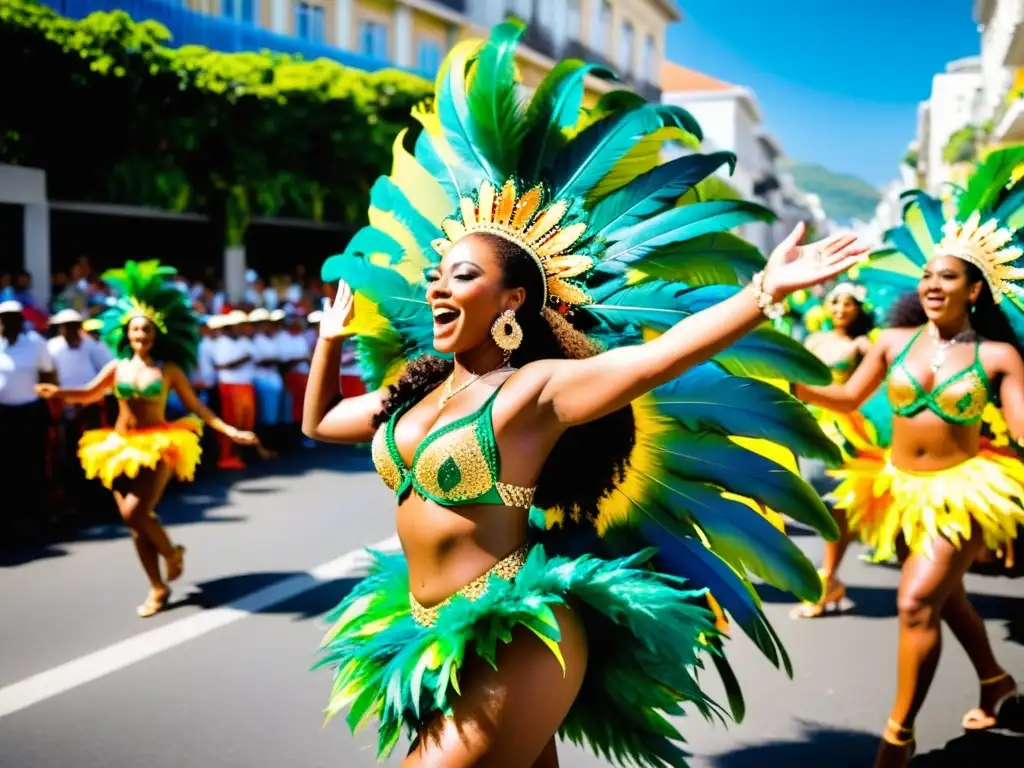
206,315,226,329
307,310,323,324
222,310,249,326
0,300,23,314
269,309,286,322
248,308,272,323
49,308,84,325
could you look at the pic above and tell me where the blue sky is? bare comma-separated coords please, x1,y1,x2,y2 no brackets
666,1,981,188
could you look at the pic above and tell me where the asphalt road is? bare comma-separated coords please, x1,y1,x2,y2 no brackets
1,445,1021,767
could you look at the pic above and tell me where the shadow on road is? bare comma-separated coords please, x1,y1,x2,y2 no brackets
705,720,1024,767
705,720,879,767
911,728,1024,766
756,582,1024,646
0,444,373,568
171,570,361,621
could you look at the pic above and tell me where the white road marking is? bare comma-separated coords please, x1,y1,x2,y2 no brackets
0,535,399,719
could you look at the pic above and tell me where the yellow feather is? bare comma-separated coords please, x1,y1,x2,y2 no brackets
478,180,496,223
368,207,431,284
512,185,543,229
537,223,588,257
388,129,450,226
496,179,517,225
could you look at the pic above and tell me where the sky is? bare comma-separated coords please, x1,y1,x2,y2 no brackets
666,1,982,188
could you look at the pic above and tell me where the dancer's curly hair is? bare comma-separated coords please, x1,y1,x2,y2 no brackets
373,233,635,520
835,296,875,340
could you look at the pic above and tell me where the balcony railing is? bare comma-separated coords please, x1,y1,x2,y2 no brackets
430,0,467,13
37,0,397,73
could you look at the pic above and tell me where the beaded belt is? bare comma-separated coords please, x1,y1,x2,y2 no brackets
409,546,528,628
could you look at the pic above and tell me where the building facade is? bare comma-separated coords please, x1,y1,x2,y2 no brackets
976,0,1024,144
660,62,795,255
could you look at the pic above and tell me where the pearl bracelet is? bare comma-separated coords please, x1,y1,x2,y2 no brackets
752,270,786,320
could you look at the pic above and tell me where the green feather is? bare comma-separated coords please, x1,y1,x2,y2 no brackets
622,232,765,287
520,59,615,179
465,19,528,178
602,200,775,266
587,152,737,237
957,145,1024,216
654,367,839,463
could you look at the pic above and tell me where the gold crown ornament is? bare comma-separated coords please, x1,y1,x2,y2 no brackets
122,298,168,334
936,211,1024,304
430,179,593,310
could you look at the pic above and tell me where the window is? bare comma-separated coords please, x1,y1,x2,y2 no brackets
417,38,441,75
596,0,612,51
295,2,325,43
222,0,254,23
642,33,655,82
359,20,389,59
566,0,581,41
619,21,634,74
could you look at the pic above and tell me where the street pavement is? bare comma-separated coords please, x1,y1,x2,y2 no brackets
1,445,1022,767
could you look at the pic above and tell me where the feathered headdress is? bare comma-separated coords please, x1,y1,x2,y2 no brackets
321,20,842,759
861,146,1024,336
97,260,199,373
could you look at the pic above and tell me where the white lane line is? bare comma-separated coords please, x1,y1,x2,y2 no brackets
0,535,399,719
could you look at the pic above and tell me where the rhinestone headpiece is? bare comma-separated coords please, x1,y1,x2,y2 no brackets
826,282,867,304
123,298,168,334
430,179,593,310
936,211,1024,304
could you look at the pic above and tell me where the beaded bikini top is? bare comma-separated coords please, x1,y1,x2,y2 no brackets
371,383,536,509
887,328,991,425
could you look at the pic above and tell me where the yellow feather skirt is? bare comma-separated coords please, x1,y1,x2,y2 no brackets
78,416,203,489
828,445,1024,562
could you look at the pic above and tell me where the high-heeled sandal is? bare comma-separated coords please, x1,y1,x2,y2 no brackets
165,545,185,583
875,719,915,768
962,672,1020,730
789,571,846,619
136,588,171,618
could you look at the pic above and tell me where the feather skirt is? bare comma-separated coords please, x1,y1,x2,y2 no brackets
78,416,203,488
315,545,725,767
828,445,1024,562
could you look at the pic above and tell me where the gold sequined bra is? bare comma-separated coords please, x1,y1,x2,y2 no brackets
371,384,536,509
887,328,991,425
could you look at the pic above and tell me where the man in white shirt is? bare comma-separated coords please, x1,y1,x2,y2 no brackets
210,310,256,470
0,301,56,539
46,309,114,515
249,308,284,448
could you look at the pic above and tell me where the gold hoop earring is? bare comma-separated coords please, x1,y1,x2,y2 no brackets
491,309,523,362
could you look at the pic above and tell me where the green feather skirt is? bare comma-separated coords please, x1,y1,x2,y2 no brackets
315,545,726,767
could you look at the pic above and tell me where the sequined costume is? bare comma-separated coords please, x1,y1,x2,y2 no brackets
830,149,1024,563
77,260,203,487
314,22,843,765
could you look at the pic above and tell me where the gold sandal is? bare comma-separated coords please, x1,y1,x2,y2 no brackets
790,571,846,619
962,672,1019,731
136,588,171,618
875,719,915,768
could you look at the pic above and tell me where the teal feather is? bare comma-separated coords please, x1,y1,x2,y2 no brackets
369,177,443,253
317,548,718,767
465,19,528,178
639,525,791,675
615,233,765,286
653,366,840,463
551,104,700,201
435,38,501,190
520,59,615,179
413,127,472,204
654,475,821,601
601,200,775,266
706,640,745,723
658,431,838,539
587,152,738,237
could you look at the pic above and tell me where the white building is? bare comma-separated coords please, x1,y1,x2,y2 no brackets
915,56,984,192
975,0,1024,143
660,62,787,255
